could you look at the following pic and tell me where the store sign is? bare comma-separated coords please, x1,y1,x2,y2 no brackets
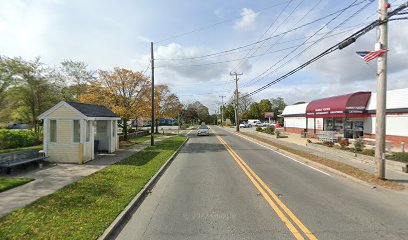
264,112,274,118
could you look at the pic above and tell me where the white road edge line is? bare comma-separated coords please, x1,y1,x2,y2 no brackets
233,132,332,177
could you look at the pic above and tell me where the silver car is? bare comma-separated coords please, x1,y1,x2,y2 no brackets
197,125,210,136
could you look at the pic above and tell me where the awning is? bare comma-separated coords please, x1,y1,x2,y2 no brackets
306,92,371,118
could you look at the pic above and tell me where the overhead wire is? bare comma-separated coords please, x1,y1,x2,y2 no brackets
154,26,370,69
154,1,368,61
240,0,408,99
240,0,370,89
240,0,322,73
154,0,291,44
228,0,296,73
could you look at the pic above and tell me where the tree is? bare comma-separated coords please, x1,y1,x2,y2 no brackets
239,93,253,114
224,104,235,124
270,97,287,121
53,60,96,101
80,68,150,140
246,102,262,119
259,99,272,119
228,92,253,117
5,58,60,132
153,84,182,132
183,101,210,124
0,56,20,107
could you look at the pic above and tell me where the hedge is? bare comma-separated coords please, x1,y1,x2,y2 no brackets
0,130,40,150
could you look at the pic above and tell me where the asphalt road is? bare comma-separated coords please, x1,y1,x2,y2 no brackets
115,126,408,240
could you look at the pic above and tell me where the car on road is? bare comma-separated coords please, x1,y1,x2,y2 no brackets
262,122,269,127
239,122,249,128
197,125,210,136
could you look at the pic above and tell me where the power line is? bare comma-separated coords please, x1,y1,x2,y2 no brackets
240,1,408,99
229,0,296,73
240,0,322,71
155,27,366,69
241,0,371,89
154,1,367,61
154,1,291,44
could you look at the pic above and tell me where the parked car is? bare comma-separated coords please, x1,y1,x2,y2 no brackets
262,122,269,127
7,123,30,130
239,122,249,128
197,125,210,136
248,119,262,127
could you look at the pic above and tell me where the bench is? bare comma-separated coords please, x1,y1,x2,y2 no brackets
0,150,46,174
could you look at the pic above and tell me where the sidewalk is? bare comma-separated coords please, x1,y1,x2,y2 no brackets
224,127,408,188
0,136,171,217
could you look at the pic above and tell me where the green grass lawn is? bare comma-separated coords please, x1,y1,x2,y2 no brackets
0,136,186,240
0,145,42,154
0,178,34,193
120,133,177,148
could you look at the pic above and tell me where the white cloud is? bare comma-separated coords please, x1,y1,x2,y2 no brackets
234,8,258,31
152,43,252,87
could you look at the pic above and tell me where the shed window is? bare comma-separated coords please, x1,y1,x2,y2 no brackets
112,121,116,137
86,121,91,142
50,120,57,143
73,120,80,143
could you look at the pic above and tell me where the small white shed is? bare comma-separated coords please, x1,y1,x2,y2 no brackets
38,101,120,164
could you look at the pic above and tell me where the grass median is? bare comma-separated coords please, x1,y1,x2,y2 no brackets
0,136,187,240
0,178,34,193
240,132,404,190
119,133,176,148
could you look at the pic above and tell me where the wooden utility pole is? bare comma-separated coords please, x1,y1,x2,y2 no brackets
230,72,243,132
219,96,225,127
375,0,389,179
150,42,155,146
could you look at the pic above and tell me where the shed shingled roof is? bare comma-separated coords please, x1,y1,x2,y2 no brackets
66,102,119,118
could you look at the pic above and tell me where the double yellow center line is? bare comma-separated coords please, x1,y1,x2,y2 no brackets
211,127,317,240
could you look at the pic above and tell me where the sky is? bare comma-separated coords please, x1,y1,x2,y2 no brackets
1,0,407,113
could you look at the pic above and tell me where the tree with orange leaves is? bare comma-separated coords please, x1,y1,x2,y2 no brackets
151,84,183,133
80,68,150,140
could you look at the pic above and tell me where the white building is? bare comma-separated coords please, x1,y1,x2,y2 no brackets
38,101,120,164
282,88,408,148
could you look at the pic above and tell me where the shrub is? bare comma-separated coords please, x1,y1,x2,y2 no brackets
361,148,375,156
323,141,334,147
256,127,262,132
354,138,365,152
128,128,136,133
339,138,350,150
264,125,275,135
389,152,408,163
0,130,40,149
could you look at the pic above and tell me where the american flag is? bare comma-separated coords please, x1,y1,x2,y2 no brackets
356,49,388,63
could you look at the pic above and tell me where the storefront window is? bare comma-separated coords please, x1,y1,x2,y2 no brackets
334,119,344,134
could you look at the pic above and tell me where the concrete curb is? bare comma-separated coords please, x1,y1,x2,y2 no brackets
97,137,189,240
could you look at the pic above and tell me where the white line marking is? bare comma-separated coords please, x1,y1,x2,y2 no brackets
232,132,331,177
